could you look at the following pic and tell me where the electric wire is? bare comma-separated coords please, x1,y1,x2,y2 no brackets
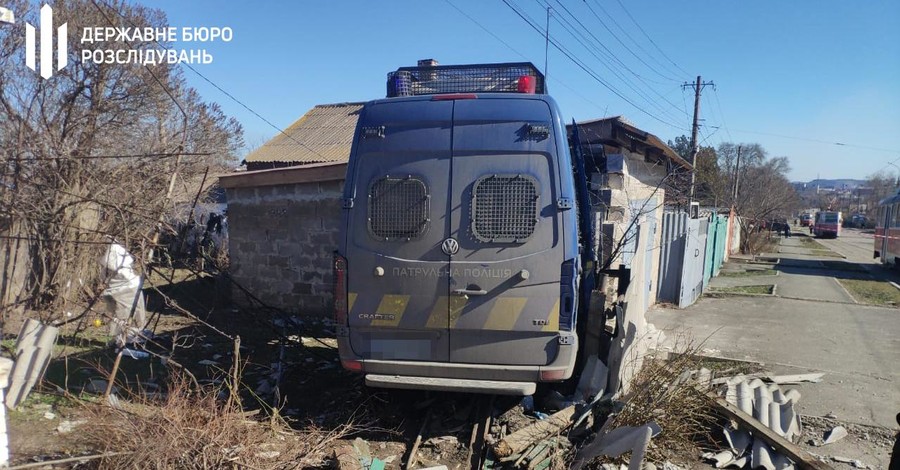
547,0,690,121
586,0,689,82
611,0,692,77
544,3,686,124
95,0,329,163
711,87,734,142
501,0,688,130
582,0,683,83
443,0,608,113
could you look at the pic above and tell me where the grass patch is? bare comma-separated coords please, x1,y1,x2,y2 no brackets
820,261,869,273
797,237,828,250
709,284,774,295
838,279,900,306
810,249,843,258
720,269,777,278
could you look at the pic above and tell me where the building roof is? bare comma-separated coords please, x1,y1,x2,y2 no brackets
245,102,364,165
219,161,347,189
568,116,691,170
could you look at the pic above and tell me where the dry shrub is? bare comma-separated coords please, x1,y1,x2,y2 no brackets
606,344,719,461
82,374,350,469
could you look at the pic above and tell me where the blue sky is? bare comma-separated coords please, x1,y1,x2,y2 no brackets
147,0,900,182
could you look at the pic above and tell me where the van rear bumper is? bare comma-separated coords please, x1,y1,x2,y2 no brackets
366,374,536,395
337,332,577,391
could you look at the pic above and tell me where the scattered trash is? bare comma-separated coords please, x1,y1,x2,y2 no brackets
254,451,280,459
832,455,868,468
43,411,56,420
763,373,824,384
56,419,86,434
520,395,534,413
822,425,848,445
84,378,115,395
197,359,219,366
121,347,149,360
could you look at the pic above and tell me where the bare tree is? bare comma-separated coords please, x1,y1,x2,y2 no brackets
0,0,243,321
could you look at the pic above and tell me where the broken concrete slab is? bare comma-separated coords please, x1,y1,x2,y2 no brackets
764,373,825,384
822,425,848,445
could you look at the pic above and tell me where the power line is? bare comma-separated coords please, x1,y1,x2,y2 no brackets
612,0,692,77
706,126,900,155
442,0,609,113
96,0,329,163
546,0,689,121
585,0,689,82
501,0,688,130
581,0,683,83
544,4,686,124
710,87,734,142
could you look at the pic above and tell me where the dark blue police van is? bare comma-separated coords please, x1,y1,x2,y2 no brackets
334,63,582,395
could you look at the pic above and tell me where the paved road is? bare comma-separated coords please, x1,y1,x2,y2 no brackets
816,228,878,264
649,235,900,431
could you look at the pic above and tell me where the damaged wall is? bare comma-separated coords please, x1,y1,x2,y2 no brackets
220,163,346,315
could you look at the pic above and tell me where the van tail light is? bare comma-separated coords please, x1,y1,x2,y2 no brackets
333,252,348,325
341,359,363,372
518,75,536,94
540,368,568,381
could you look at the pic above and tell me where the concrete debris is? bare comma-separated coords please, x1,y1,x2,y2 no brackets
254,451,281,459
763,373,825,384
571,422,661,470
43,411,56,420
575,355,609,401
701,450,734,467
822,425,848,445
723,427,752,456
5,319,60,409
722,377,801,442
832,455,868,468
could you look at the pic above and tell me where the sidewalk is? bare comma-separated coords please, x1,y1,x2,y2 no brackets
649,235,900,432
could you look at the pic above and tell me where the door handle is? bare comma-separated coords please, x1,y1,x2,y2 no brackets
452,289,488,297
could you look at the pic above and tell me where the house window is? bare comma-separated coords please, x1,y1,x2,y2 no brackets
471,174,538,243
368,176,429,240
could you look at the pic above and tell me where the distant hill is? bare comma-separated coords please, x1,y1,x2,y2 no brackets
792,179,866,190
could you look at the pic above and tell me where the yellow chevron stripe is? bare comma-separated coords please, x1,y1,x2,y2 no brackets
542,299,560,332
371,295,409,327
425,296,449,329
449,295,467,328
347,293,358,313
483,297,528,330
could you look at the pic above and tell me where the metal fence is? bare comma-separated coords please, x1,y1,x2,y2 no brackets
657,211,708,308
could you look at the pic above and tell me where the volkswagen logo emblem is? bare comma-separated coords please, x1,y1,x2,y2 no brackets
441,237,459,256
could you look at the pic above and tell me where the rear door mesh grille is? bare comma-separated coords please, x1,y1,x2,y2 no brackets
368,177,429,240
472,175,538,242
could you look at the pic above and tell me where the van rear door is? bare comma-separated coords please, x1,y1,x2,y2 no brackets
448,98,565,366
346,99,452,362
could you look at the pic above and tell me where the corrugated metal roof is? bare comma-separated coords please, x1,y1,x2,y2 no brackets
245,102,364,164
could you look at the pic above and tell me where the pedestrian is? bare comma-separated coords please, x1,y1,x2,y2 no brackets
783,223,791,238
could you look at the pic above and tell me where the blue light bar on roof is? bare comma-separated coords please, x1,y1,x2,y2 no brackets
386,62,546,98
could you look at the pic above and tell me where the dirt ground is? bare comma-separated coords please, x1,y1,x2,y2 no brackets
4,268,898,469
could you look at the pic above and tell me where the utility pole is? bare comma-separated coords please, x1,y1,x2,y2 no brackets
683,75,715,208
733,144,742,204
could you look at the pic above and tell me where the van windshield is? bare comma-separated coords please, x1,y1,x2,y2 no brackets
821,214,838,223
